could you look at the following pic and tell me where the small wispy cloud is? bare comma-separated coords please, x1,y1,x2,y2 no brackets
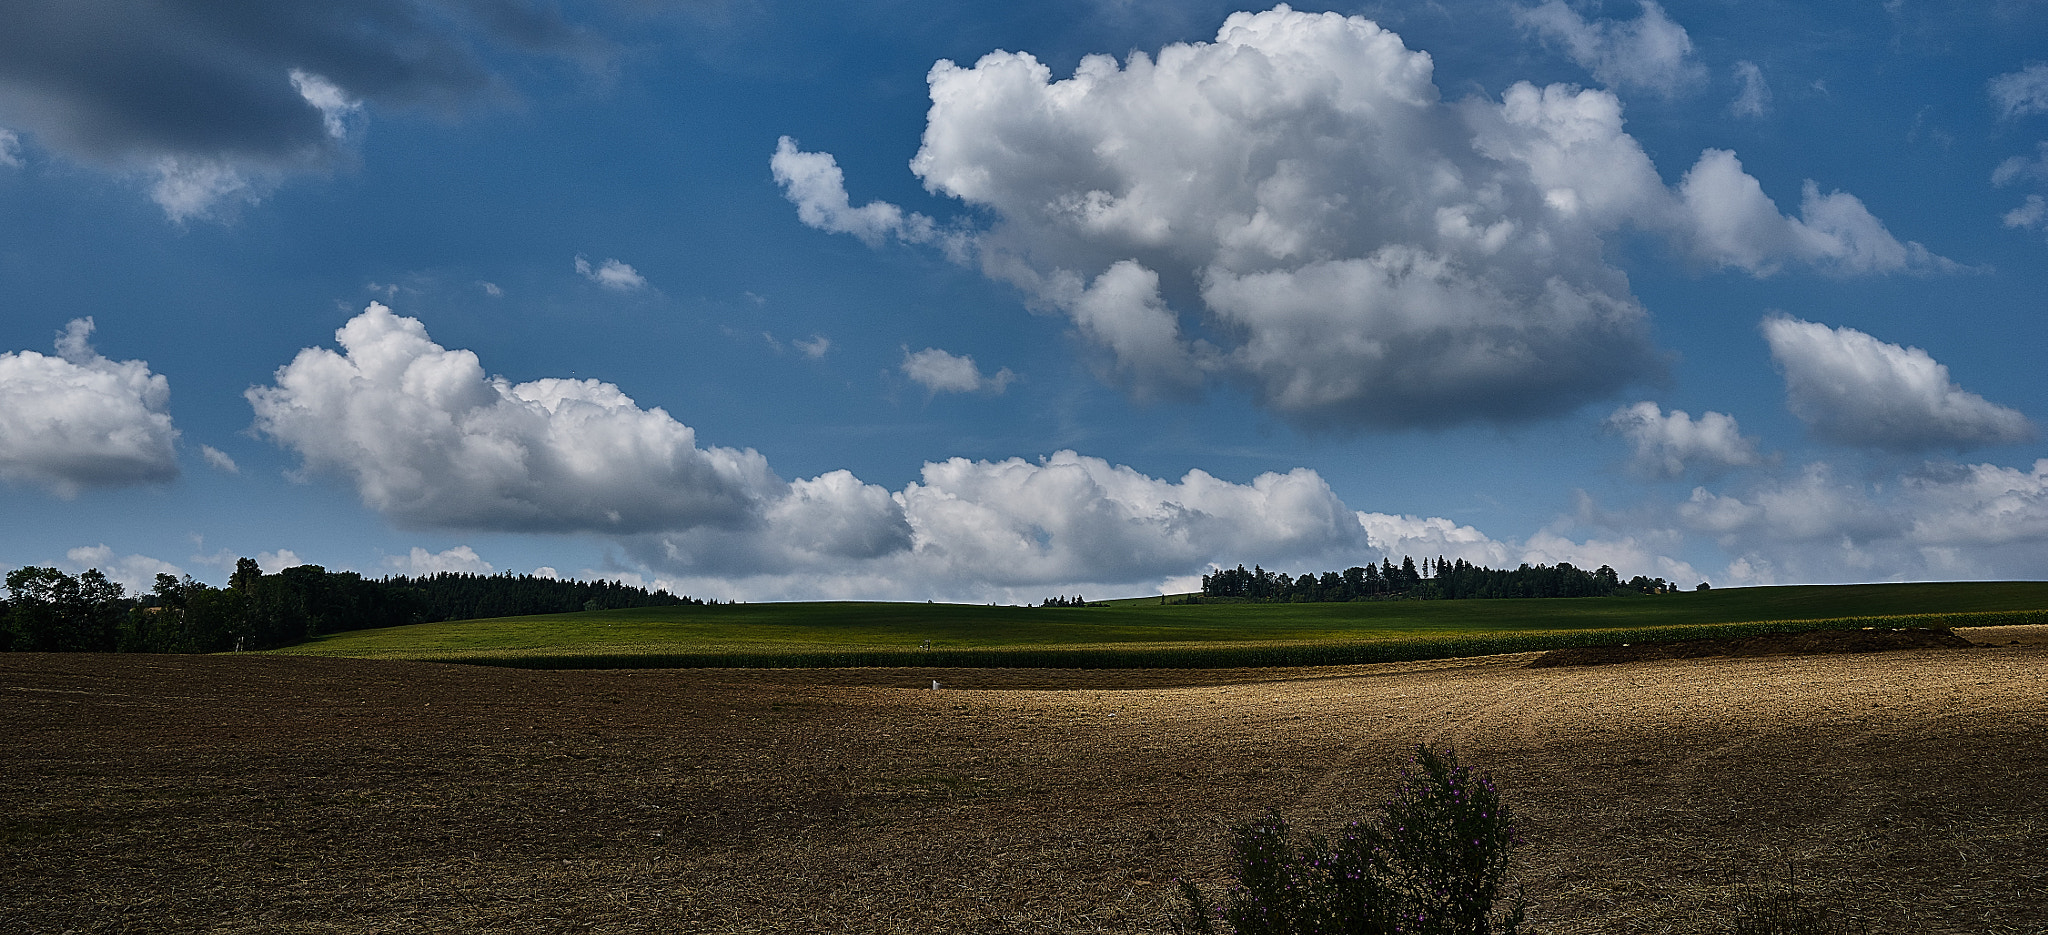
1730,61,1771,118
199,445,239,474
575,255,647,290
1989,63,2048,120
2005,194,2047,231
1515,0,1707,97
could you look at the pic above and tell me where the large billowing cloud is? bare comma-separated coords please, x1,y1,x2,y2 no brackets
777,5,1948,429
1514,0,1706,97
639,451,1685,602
254,305,1678,600
0,318,179,497
640,452,1376,597
249,303,786,533
1762,316,2034,451
893,454,1364,586
0,0,598,220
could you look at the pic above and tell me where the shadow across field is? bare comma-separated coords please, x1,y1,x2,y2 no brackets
2,629,2044,933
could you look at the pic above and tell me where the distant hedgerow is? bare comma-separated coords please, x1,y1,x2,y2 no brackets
1174,744,1526,935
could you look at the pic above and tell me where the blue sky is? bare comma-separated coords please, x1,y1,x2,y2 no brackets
2,0,2045,601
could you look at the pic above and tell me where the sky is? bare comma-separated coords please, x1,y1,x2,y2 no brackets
2,0,2046,603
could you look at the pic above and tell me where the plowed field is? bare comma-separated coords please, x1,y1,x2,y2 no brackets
4,627,2045,934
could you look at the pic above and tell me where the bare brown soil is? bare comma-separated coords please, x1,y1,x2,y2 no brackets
4,627,2045,934
1525,625,1979,667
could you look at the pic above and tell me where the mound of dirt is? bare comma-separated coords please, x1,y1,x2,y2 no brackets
1525,626,1976,668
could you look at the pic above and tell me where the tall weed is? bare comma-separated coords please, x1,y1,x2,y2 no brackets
1174,744,1525,935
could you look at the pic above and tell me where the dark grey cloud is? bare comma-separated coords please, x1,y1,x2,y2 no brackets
0,0,601,213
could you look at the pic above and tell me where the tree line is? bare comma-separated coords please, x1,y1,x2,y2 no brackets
1199,556,1694,603
1,561,699,654
1037,595,1106,607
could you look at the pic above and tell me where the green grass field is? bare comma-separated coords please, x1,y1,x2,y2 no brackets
268,581,2048,669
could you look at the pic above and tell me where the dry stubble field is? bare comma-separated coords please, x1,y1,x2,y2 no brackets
4,628,2046,934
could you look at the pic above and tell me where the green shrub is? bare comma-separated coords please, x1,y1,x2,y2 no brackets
1174,744,1525,935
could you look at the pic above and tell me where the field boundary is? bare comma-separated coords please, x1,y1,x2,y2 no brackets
403,608,2048,670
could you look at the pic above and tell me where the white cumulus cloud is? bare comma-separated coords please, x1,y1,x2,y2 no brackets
1680,459,2048,585
1355,513,1515,569
901,346,1015,394
257,549,306,573
1763,315,2034,451
906,8,1663,425
249,303,783,533
234,304,1743,601
0,318,179,497
386,545,495,576
772,136,937,247
575,255,647,290
1604,401,1762,478
896,453,1364,586
149,156,268,224
638,451,1384,600
63,544,182,594
0,127,21,167
1515,0,1707,97
778,6,1947,429
1677,150,1952,275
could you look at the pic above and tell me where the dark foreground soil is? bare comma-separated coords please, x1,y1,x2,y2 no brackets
1525,625,1979,667
3,627,2045,934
